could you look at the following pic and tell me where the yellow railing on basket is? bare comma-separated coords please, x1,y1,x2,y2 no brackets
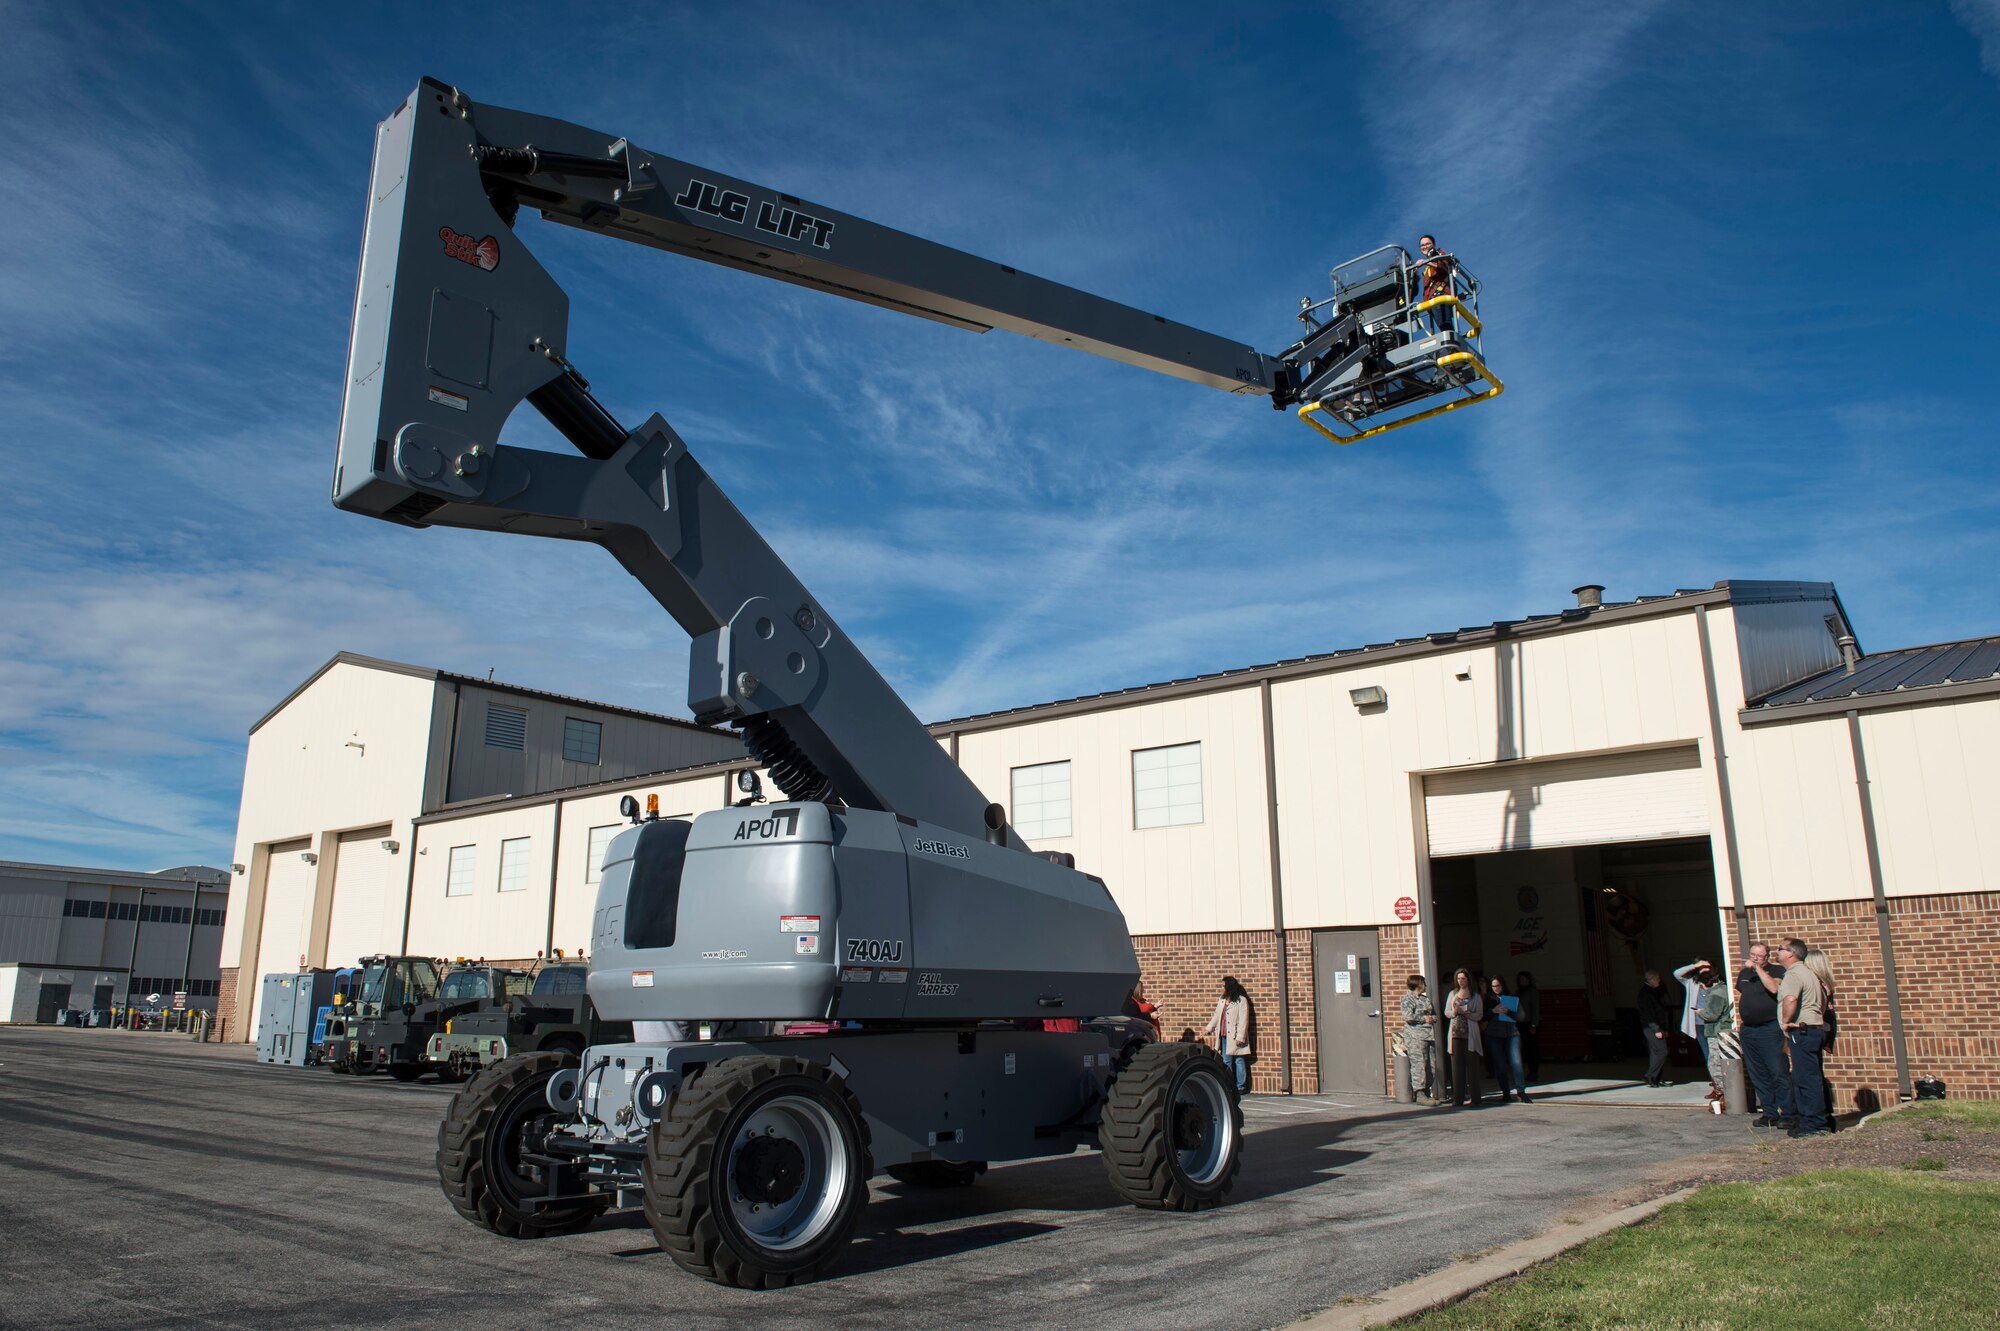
1407,293,1483,337
1297,350,1505,446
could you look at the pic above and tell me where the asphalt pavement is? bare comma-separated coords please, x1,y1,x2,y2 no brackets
0,1028,1741,1330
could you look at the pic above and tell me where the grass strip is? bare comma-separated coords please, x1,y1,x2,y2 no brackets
1895,1099,2000,1132
1396,1169,2000,1331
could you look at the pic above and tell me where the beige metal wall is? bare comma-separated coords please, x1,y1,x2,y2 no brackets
224,661,435,1034
1728,692,2000,906
954,688,1275,935
1270,613,1716,932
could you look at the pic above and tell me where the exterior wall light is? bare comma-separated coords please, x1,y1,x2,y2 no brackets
231,863,245,875
1348,685,1387,708
301,851,319,865
380,839,401,853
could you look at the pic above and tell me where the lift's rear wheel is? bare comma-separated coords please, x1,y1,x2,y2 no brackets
437,1051,607,1238
1098,1042,1243,1210
886,1159,987,1187
642,1056,871,1288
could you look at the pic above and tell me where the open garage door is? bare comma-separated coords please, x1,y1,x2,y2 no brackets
323,828,399,967
250,841,315,1037
1424,746,1708,857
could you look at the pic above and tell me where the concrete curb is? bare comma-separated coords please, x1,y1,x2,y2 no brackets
1288,1186,1698,1331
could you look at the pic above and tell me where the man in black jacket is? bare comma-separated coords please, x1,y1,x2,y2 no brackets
1637,970,1675,1087
1736,942,1793,1127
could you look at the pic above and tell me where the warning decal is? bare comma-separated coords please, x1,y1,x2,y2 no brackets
780,915,821,933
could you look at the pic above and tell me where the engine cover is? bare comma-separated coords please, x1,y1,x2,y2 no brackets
587,804,1137,1024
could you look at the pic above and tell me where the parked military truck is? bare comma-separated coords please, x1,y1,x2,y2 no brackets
424,962,634,1078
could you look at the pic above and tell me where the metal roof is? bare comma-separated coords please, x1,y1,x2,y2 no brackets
1748,636,2000,710
931,582,1774,730
251,652,730,737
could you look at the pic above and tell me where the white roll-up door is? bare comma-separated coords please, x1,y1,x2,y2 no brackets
250,841,315,1036
1424,746,1709,857
324,828,399,967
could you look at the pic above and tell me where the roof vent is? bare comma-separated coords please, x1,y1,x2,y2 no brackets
1572,584,1605,609
1837,634,1860,675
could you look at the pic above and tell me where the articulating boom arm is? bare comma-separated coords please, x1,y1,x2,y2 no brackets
334,80,1481,845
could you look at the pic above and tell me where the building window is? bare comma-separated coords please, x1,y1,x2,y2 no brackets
562,717,603,765
196,907,225,927
1133,742,1204,829
1010,761,1073,840
446,845,477,897
484,703,528,752
89,900,107,919
497,837,531,893
586,824,620,883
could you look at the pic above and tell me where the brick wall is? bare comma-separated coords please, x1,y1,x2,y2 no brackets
1133,924,1410,1097
217,967,239,1042
1132,929,1306,1093
1728,890,2000,1109
1378,924,1422,1086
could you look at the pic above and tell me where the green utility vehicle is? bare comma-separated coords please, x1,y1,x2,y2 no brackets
424,962,633,1077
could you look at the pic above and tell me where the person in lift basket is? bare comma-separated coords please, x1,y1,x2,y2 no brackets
1418,234,1457,338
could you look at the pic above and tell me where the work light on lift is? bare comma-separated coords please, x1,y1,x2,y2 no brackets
619,794,641,824
736,769,763,805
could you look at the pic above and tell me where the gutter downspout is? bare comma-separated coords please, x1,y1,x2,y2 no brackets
1694,606,1753,955
1845,709,1913,1102
544,799,564,959
1259,679,1293,1094
397,824,420,954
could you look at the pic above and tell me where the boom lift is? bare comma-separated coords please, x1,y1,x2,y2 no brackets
335,79,1501,1287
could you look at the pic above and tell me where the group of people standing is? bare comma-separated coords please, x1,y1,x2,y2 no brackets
1399,969,1542,1107
1649,939,1837,1135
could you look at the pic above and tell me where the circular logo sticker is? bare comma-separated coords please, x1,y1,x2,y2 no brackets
1516,885,1540,911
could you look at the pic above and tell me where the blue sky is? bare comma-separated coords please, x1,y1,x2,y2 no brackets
2,2,1997,872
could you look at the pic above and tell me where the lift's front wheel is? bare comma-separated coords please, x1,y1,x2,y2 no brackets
642,1056,872,1289
1098,1042,1243,1210
437,1051,607,1237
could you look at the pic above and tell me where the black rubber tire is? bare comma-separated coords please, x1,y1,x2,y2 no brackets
389,1063,425,1082
641,1056,872,1289
540,1034,584,1059
885,1160,986,1188
436,1051,607,1238
1098,1041,1243,1211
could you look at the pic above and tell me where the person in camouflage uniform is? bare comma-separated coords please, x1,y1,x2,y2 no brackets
1400,974,1438,1101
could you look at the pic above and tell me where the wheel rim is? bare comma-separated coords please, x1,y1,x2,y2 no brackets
488,1079,562,1210
724,1093,850,1252
1170,1065,1235,1186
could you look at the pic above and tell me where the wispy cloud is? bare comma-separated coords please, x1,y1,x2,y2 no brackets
1952,0,2000,78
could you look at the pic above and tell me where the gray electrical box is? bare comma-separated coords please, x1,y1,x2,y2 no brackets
255,970,338,1067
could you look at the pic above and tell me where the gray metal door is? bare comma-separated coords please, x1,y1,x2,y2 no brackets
1312,930,1385,1097
37,984,70,1023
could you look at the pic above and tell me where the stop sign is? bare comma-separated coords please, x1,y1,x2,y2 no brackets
1394,896,1419,922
